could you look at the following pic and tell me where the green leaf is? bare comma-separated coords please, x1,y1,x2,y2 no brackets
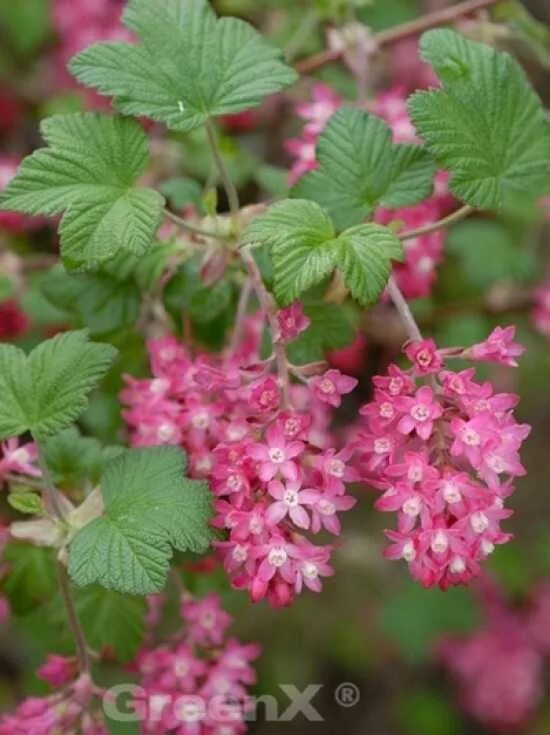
242,199,403,306
292,107,436,230
68,446,213,595
286,301,356,365
69,0,297,132
0,330,117,440
75,586,147,662
190,280,233,323
7,491,44,516
44,427,124,488
0,113,165,270
41,265,141,336
2,543,57,615
409,29,550,210
160,177,204,212
242,199,338,304
337,224,404,305
447,218,537,289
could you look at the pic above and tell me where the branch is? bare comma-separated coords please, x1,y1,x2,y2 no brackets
205,118,241,220
164,209,230,240
33,437,91,675
398,205,473,242
386,276,423,343
239,248,291,408
57,561,91,674
295,0,499,75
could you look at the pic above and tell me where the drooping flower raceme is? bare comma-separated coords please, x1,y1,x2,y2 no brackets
439,585,544,732
130,592,260,734
354,327,530,589
122,314,358,608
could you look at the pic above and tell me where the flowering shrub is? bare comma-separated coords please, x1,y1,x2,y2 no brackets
0,0,549,732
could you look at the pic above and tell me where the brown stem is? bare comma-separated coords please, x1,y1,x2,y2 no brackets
239,248,291,408
228,278,252,355
399,205,473,242
295,0,499,74
57,561,90,674
386,275,423,343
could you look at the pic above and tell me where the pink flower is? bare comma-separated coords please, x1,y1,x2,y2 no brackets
310,369,358,407
37,655,76,688
468,325,525,367
307,488,357,534
0,439,41,480
276,302,310,343
396,386,443,440
404,338,442,374
266,480,313,529
247,424,304,482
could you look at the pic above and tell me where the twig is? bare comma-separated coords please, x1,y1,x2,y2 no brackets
386,275,423,343
295,0,499,75
228,279,253,355
239,248,291,408
205,118,241,220
164,209,230,240
398,205,473,242
32,437,91,675
57,561,91,674
33,439,67,521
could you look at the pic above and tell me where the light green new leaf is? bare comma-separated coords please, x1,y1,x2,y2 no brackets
0,330,117,440
241,199,403,306
69,0,297,132
242,199,339,304
292,107,435,230
409,29,550,210
337,224,404,305
68,446,213,595
0,113,165,270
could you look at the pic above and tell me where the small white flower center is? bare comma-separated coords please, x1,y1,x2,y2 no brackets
302,562,319,579
268,547,288,568
319,378,336,394
283,489,299,507
318,500,336,516
442,481,461,504
328,459,345,477
379,402,394,419
10,448,29,463
411,404,430,422
461,427,481,446
470,511,489,534
388,378,403,396
374,438,391,454
402,541,416,562
233,545,248,562
450,556,466,574
431,530,449,554
269,448,285,464
157,423,176,441
402,496,422,517
191,412,209,429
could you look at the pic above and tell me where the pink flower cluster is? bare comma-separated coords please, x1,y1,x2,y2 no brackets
129,592,261,734
121,311,358,607
0,439,41,483
440,581,550,731
354,328,530,589
532,281,550,340
0,673,106,735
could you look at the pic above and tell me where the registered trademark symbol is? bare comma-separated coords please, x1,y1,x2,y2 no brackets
334,683,360,708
